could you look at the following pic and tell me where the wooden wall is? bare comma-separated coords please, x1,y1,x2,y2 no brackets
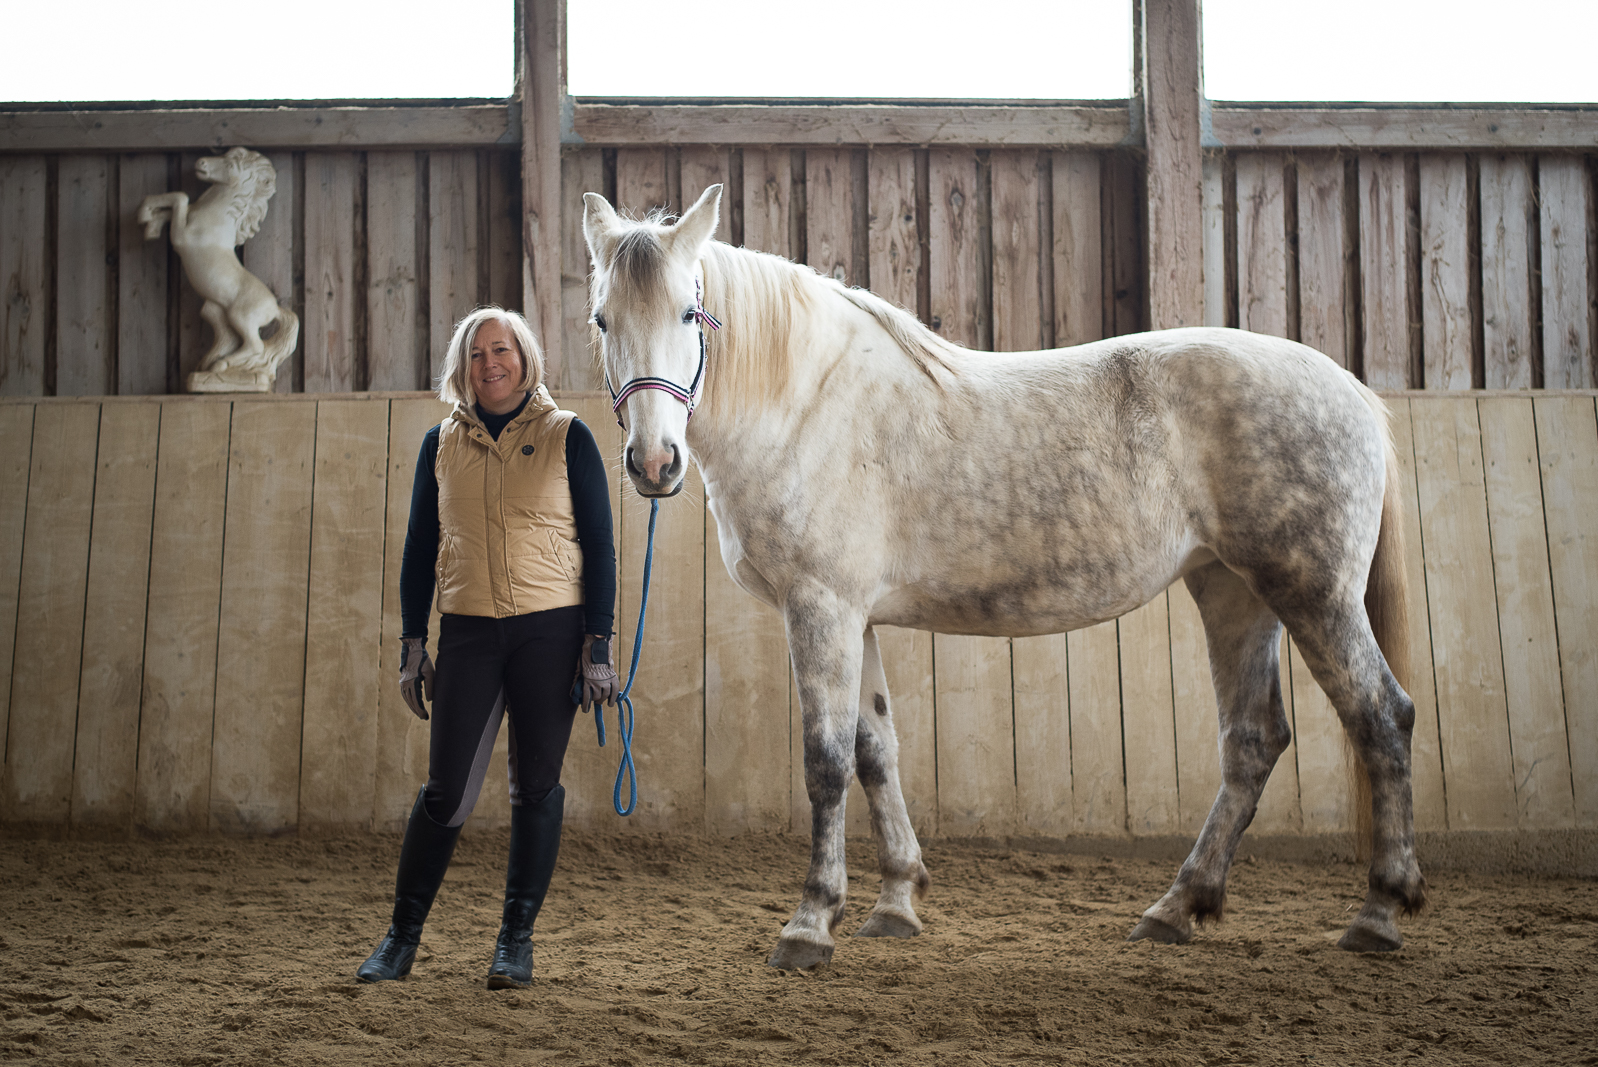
1,391,1593,842
1208,150,1598,390
0,149,522,398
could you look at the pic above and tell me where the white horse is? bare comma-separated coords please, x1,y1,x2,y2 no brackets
583,185,1425,969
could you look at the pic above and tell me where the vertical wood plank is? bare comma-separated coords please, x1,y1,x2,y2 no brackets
303,152,359,393
1201,153,1228,329
56,157,112,396
557,396,626,830
867,148,920,314
1539,156,1593,389
1419,154,1473,390
486,149,523,314
1014,632,1071,836
0,405,33,760
990,150,1044,352
679,147,731,243
366,152,425,392
1251,632,1303,834
299,399,389,830
1297,152,1348,366
238,151,296,394
429,151,481,378
1361,153,1412,389
1387,400,1447,832
118,154,173,397
71,403,159,829
1170,579,1220,835
805,148,854,285
934,634,1016,835
520,0,564,390
1054,151,1104,346
373,397,452,832
1287,636,1350,833
1066,622,1124,833
1118,593,1179,834
1411,398,1517,829
1141,0,1205,330
1,404,99,825
0,157,47,396
704,509,789,835
135,401,228,831
1534,396,1598,825
741,148,792,258
1480,397,1575,827
878,626,936,837
615,148,671,220
560,149,606,393
928,149,983,347
209,401,315,832
1479,155,1536,389
1235,153,1288,338
1104,152,1145,337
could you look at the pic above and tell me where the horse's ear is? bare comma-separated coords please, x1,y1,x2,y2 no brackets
667,184,722,260
582,192,622,263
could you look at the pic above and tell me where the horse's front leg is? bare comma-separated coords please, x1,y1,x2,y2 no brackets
853,625,930,939
768,583,866,970
136,192,188,240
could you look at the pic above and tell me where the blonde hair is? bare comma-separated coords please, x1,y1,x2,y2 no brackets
436,306,544,407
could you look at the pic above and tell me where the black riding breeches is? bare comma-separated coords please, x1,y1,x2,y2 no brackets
424,606,584,827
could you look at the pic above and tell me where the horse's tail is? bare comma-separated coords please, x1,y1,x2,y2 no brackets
263,305,300,375
1349,386,1412,860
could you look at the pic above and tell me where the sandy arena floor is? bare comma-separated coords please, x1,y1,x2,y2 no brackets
3,829,1595,1066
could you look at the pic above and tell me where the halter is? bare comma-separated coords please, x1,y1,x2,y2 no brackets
605,277,722,431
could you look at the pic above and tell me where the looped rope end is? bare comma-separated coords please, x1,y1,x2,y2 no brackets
604,498,658,816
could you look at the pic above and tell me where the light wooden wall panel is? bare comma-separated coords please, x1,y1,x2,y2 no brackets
1119,594,1180,834
1479,155,1535,389
71,404,159,829
209,401,315,832
300,399,390,829
1252,633,1303,834
1170,581,1220,835
1419,155,1472,390
136,402,229,831
1,404,98,824
0,156,47,396
1066,622,1124,833
0,405,33,761
1534,396,1598,824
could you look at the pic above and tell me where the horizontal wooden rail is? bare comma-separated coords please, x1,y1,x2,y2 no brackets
1210,105,1598,149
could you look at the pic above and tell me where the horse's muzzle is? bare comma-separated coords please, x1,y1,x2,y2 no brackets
625,443,685,498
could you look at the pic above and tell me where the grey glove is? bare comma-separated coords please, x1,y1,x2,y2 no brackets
577,634,619,712
399,637,434,721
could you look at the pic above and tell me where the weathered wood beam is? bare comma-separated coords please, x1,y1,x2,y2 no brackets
1211,106,1598,149
520,0,564,374
0,105,515,152
567,103,1133,146
1141,0,1205,329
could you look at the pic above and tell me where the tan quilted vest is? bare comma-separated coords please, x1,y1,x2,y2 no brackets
434,386,584,618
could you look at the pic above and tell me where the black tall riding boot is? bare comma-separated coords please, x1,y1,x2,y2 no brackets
486,784,565,989
356,789,462,982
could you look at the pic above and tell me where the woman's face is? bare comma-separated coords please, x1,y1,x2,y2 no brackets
470,320,525,414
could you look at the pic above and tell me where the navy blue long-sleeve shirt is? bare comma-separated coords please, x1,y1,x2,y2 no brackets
400,396,616,640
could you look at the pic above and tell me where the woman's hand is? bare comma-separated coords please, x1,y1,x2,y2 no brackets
577,634,619,711
400,638,435,720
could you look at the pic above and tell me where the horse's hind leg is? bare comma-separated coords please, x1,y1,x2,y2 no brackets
1129,562,1291,944
1277,600,1424,952
852,626,930,939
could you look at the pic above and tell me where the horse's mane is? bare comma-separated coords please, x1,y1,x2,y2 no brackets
696,241,957,417
196,148,276,246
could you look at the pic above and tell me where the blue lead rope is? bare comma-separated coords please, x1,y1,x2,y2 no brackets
594,498,658,816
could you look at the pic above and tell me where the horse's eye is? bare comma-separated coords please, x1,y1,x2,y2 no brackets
593,314,607,333
682,309,696,325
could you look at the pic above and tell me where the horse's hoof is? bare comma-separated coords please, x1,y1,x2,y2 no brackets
855,911,921,939
766,937,835,970
1127,916,1192,945
1338,923,1402,953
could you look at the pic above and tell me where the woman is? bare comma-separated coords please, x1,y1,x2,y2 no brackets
357,307,618,989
